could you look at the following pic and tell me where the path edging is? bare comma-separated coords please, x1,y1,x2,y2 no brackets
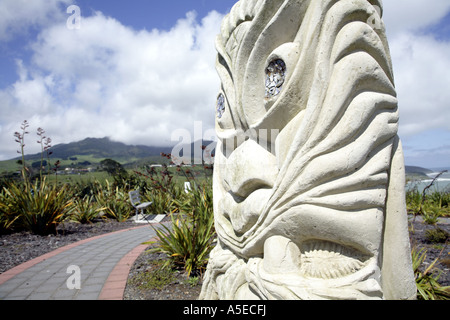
98,238,156,300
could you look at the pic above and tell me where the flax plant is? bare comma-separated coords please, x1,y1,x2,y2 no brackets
0,189,18,234
69,195,105,224
148,184,215,277
3,177,73,235
145,147,216,278
412,247,450,300
95,180,133,222
2,122,72,235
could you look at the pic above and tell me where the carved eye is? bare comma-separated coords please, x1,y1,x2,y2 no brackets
265,59,286,99
216,93,226,119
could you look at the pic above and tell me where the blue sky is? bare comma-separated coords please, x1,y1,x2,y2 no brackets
73,0,237,30
0,0,449,169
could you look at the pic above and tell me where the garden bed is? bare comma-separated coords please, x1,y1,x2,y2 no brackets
123,247,203,300
122,216,449,300
1,217,448,300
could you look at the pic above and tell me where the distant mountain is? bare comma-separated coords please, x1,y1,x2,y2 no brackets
404,165,434,179
405,166,433,175
14,137,216,167
20,137,174,164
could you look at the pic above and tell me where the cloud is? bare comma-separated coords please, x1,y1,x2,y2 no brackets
380,1,450,167
0,9,224,159
382,1,450,136
383,0,450,38
0,0,70,41
390,33,450,137
1,1,449,167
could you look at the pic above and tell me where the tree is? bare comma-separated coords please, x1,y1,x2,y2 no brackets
100,159,126,175
100,159,130,189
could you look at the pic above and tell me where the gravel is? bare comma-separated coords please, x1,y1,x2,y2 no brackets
408,217,449,287
0,216,448,300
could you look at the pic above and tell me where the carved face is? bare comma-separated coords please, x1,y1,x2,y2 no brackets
202,0,416,300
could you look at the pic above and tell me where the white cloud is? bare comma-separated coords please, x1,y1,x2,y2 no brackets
390,33,450,136
0,0,70,41
383,0,450,38
1,1,449,168
381,1,450,167
0,9,223,159
383,1,450,137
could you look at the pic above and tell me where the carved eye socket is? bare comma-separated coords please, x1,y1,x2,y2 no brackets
216,93,226,119
265,59,286,99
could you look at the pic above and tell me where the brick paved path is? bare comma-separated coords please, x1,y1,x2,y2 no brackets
0,224,161,300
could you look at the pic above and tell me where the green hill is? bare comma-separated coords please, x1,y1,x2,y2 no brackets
0,137,174,174
405,165,433,180
0,137,216,174
31,137,173,164
405,166,433,175
2,136,431,178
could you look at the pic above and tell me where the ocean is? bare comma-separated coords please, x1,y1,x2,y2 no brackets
406,169,450,193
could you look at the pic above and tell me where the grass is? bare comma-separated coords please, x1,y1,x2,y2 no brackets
128,259,176,291
45,171,109,184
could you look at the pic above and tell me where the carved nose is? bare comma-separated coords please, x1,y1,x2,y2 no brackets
224,139,279,199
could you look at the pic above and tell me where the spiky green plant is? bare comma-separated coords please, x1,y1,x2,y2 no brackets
148,185,215,277
69,195,105,224
406,188,423,215
143,188,176,216
95,180,132,222
2,178,73,235
412,247,450,300
0,189,18,234
421,201,443,225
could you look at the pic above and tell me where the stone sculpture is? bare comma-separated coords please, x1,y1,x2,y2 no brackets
200,0,417,300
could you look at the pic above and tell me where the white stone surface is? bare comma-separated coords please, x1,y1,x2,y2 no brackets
201,0,416,300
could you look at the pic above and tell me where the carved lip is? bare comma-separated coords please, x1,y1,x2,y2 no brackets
262,236,372,281
299,240,371,279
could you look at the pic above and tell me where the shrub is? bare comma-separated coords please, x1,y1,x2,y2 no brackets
425,228,449,244
69,195,105,224
148,185,215,277
143,187,180,216
406,188,449,223
95,180,132,222
406,188,423,215
71,179,104,199
0,190,18,234
412,247,450,300
2,179,73,235
421,202,443,225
